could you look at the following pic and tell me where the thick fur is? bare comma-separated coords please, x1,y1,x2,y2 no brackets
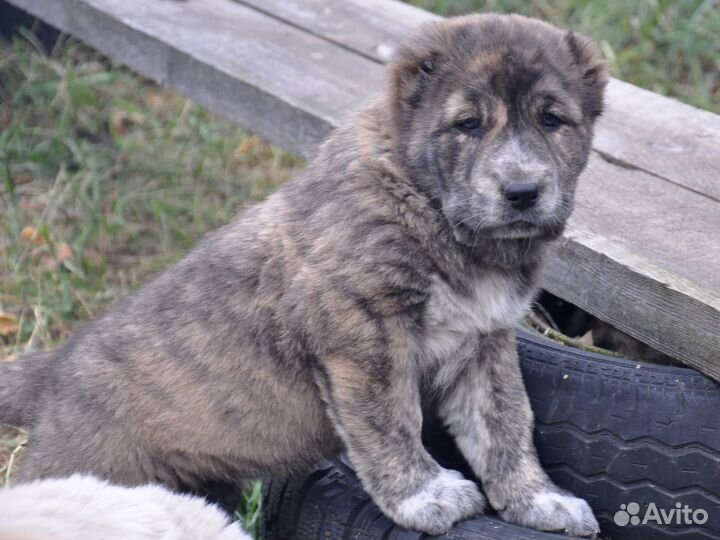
0,14,607,536
0,475,251,540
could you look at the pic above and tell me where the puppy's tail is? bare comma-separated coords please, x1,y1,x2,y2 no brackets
0,351,52,427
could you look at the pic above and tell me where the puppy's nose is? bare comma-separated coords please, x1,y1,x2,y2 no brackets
504,182,539,211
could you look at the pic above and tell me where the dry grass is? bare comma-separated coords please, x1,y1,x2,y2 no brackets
0,425,27,487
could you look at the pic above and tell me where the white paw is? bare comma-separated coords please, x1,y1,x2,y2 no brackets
502,491,600,537
391,468,486,535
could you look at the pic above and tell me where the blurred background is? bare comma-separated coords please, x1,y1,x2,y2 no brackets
410,0,719,112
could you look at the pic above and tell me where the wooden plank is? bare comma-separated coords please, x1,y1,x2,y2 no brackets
236,0,720,201
7,0,384,157
574,154,720,294
7,0,719,377
543,227,720,382
597,79,720,201
233,0,437,61
559,155,720,379
233,0,439,61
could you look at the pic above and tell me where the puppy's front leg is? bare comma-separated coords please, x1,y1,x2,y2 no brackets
438,330,600,537
315,350,485,534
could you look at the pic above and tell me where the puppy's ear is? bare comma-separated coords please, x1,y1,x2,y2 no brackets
388,22,447,120
565,32,609,118
389,49,437,110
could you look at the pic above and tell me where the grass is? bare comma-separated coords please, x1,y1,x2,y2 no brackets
236,481,264,538
408,0,720,113
0,1,717,535
0,33,301,361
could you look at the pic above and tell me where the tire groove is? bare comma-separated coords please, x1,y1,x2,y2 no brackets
537,420,720,455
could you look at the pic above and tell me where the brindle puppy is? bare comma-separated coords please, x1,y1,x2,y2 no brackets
0,14,607,536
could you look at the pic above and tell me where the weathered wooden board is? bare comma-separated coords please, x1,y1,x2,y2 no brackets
7,0,720,377
8,0,385,157
544,227,720,382
236,0,720,201
574,154,720,294
597,80,720,202
561,154,720,380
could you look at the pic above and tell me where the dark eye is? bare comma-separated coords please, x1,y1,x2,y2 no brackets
456,117,481,133
541,112,564,129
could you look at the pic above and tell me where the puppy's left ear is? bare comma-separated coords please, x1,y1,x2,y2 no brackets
387,21,447,123
565,32,609,118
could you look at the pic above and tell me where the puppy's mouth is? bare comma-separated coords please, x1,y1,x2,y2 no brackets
452,219,556,245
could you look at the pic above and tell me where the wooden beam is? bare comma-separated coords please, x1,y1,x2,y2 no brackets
544,225,720,382
6,0,719,378
7,0,385,157
558,153,720,380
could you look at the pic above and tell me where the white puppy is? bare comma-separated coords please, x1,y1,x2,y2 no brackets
0,475,251,540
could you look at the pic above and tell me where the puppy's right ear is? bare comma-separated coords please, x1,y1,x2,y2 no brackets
388,22,447,118
564,31,609,119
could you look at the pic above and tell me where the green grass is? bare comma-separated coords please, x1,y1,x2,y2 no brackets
235,481,264,538
0,33,301,361
409,0,720,113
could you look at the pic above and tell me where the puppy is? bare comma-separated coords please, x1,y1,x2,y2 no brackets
0,475,251,540
0,14,607,536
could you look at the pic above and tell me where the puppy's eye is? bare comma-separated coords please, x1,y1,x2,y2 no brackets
541,112,564,129
420,59,434,74
456,118,481,133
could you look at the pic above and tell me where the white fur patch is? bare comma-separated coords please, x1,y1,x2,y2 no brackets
0,475,251,540
420,272,530,368
391,468,485,534
396,469,464,518
531,491,590,522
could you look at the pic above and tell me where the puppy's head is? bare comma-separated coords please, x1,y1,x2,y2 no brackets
388,14,608,243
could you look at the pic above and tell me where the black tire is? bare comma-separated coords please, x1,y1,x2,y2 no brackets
263,331,720,540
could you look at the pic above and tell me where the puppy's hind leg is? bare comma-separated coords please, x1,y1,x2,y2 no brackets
437,330,600,537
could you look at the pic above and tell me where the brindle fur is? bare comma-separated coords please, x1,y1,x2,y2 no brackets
0,14,607,536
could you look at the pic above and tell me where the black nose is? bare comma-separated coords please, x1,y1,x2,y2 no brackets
504,182,539,211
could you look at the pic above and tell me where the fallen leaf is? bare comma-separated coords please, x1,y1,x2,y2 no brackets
144,88,177,117
20,226,46,246
234,136,271,158
110,109,145,135
0,312,19,337
56,242,73,263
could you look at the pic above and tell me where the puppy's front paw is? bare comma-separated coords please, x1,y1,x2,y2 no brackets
391,468,486,535
501,490,599,537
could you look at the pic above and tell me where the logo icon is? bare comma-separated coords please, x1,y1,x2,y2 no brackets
614,502,641,526
613,501,709,527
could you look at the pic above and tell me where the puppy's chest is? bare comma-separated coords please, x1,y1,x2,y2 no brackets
420,272,531,364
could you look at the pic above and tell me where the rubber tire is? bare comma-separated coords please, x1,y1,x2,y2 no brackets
263,331,720,540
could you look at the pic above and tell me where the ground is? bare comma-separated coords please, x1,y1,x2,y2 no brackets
0,0,718,535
